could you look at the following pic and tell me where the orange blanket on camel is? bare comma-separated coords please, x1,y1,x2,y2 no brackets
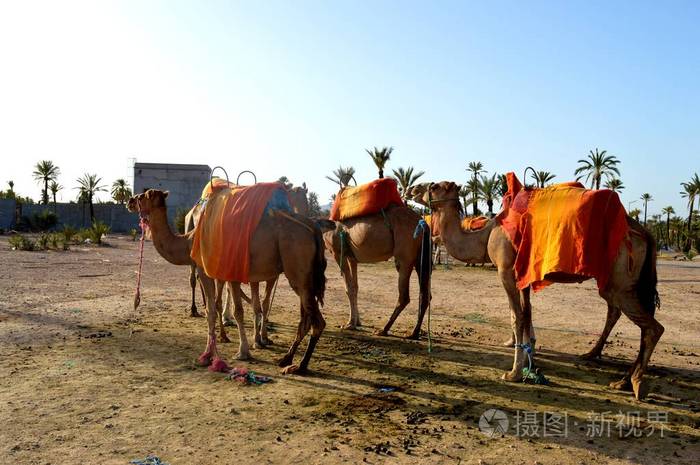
496,173,628,292
190,179,290,283
330,178,403,221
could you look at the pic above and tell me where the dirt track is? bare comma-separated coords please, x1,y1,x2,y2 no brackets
1,235,699,465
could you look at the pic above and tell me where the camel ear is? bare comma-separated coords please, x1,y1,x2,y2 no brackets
302,182,307,192
163,191,169,198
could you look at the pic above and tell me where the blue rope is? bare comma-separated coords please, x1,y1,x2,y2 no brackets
130,455,169,465
515,342,534,380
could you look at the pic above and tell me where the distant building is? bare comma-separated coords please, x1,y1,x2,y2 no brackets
133,162,211,209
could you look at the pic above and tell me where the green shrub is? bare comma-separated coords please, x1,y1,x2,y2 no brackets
31,210,58,231
61,225,78,244
37,233,50,250
87,221,110,245
9,234,36,251
175,208,187,234
130,228,138,241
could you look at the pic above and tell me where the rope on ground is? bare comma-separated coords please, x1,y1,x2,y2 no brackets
130,455,169,465
413,218,432,353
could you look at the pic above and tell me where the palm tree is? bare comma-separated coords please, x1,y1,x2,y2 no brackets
604,178,625,192
478,174,501,216
574,148,620,190
32,160,60,205
640,193,653,227
629,208,641,221
392,167,424,204
75,173,106,223
366,146,393,179
466,161,486,216
111,179,133,205
49,181,62,212
531,170,556,188
496,174,508,199
661,206,675,249
7,180,14,194
681,173,700,249
458,185,470,212
325,166,356,188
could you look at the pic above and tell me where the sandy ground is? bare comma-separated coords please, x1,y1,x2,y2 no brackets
1,234,699,465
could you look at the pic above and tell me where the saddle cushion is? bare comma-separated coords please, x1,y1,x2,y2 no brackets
190,181,290,283
330,178,403,221
496,173,628,292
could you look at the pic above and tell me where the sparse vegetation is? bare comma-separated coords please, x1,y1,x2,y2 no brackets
9,234,36,251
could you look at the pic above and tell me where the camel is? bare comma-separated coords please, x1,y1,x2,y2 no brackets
127,189,327,373
317,205,432,339
183,182,309,326
408,181,663,400
221,183,310,345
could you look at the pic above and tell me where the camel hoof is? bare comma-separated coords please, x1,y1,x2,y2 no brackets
260,337,273,346
501,370,521,382
341,323,358,330
189,309,203,318
609,378,633,392
218,334,231,343
281,364,306,375
223,319,236,327
632,378,649,401
404,331,420,340
277,356,294,368
502,339,515,347
253,340,267,349
234,350,251,361
579,349,602,361
375,329,389,337
196,353,212,367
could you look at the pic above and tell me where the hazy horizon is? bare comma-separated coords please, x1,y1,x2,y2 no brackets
1,1,698,217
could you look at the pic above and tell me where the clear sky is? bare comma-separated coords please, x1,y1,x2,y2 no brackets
1,0,698,215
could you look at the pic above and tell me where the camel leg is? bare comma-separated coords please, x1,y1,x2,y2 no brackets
278,303,312,369
409,261,432,340
195,272,226,369
341,259,360,330
228,282,252,360
222,285,235,327
260,278,276,345
608,293,663,400
376,262,412,337
250,282,266,349
581,303,622,360
520,287,536,348
215,280,230,343
188,265,202,317
281,290,326,374
498,268,526,381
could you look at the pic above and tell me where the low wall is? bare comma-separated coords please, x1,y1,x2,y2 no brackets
1,201,181,233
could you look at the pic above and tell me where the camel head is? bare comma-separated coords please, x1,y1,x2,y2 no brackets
287,183,309,216
408,181,461,210
127,189,169,219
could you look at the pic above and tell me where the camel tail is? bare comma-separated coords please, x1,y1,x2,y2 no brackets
418,223,433,290
637,225,660,314
312,222,327,307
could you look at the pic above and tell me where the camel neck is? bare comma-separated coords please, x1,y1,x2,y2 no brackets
147,208,193,266
435,204,494,262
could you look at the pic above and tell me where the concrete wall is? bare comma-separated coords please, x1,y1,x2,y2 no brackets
133,162,211,210
0,199,15,230
1,201,181,233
